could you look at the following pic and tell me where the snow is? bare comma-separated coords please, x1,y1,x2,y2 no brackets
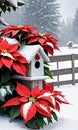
0,47,78,130
54,46,78,55
0,84,78,130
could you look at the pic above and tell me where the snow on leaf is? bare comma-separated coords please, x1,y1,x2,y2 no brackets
0,88,7,97
1,52,15,60
20,102,36,123
37,92,51,99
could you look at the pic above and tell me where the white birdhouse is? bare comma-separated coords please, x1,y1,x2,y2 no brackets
13,45,50,89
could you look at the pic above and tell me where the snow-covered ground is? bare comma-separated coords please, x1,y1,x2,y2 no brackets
54,46,78,55
0,84,78,130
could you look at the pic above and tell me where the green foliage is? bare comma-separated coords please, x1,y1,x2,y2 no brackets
0,0,24,16
47,117,53,124
0,0,14,16
18,1,25,6
26,112,58,129
26,113,46,129
10,106,20,122
0,93,5,101
44,62,53,79
52,110,58,121
0,67,11,85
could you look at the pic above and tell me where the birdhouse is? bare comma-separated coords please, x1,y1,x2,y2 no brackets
13,45,50,89
67,41,74,48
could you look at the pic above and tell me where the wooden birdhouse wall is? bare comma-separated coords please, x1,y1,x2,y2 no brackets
26,53,44,77
22,80,42,90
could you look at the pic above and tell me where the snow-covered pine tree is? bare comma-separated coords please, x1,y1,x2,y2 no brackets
22,0,60,35
72,8,78,44
59,18,73,46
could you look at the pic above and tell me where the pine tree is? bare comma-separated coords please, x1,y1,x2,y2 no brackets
22,0,61,35
59,18,73,46
72,8,78,43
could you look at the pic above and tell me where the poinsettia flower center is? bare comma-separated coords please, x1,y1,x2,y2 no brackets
28,96,35,103
17,25,23,29
2,49,8,53
1,49,15,60
39,33,45,37
51,92,54,96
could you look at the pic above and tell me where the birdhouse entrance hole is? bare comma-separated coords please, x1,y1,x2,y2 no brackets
35,61,40,69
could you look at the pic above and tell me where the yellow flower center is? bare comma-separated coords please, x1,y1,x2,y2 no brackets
39,33,45,37
29,96,35,103
17,25,23,29
2,49,8,53
51,92,54,96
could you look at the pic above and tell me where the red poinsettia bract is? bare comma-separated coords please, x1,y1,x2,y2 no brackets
0,37,3,42
24,32,59,55
43,82,69,111
2,82,53,123
0,25,37,37
0,40,27,75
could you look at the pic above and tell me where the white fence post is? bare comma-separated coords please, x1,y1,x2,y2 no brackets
71,54,75,85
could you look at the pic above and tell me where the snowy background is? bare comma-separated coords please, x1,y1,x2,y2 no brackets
1,47,78,130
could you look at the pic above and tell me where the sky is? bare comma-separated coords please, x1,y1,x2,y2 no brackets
59,0,78,21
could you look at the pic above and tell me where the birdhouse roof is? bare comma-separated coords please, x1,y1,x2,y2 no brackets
19,45,50,63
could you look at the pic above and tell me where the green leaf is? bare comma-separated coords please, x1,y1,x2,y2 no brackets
44,66,53,79
47,117,53,124
8,83,15,93
0,69,10,84
12,6,16,11
36,115,46,128
0,94,5,101
17,2,25,6
19,41,26,48
26,113,46,129
52,111,58,121
26,118,37,129
44,61,53,79
10,106,20,122
17,33,22,40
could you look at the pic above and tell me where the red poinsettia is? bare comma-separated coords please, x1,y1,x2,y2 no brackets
0,40,27,75
2,82,52,123
43,82,69,111
0,37,3,42
24,32,59,55
0,25,37,37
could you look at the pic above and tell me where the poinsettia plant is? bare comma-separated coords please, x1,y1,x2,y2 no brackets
0,38,27,103
0,24,59,55
0,24,59,78
0,24,69,130
1,82,69,129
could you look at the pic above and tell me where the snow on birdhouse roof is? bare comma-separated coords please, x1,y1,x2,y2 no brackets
19,45,50,62
67,41,74,46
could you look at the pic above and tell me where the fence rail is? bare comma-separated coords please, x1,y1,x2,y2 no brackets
49,54,78,86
